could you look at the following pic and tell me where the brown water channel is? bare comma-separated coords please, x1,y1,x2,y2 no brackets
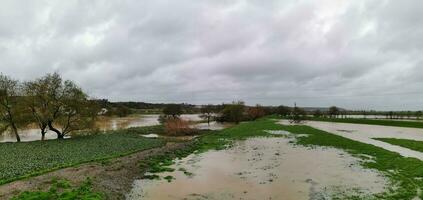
127,133,387,200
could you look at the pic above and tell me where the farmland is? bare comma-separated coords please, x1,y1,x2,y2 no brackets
0,126,165,185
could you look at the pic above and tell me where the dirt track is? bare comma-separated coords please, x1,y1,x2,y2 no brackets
0,142,191,200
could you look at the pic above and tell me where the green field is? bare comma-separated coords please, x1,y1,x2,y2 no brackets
306,117,423,129
375,138,423,153
0,126,165,185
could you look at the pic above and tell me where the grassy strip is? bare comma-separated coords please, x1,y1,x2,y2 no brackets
0,126,166,185
279,124,423,200
374,138,423,153
11,178,103,200
305,117,423,129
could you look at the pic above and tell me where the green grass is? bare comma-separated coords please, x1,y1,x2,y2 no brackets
0,126,165,185
374,138,423,153
11,178,103,200
305,117,423,129
144,118,423,199
279,124,423,200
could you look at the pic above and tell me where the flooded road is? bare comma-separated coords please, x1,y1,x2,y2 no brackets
0,114,206,143
281,120,423,161
127,135,387,200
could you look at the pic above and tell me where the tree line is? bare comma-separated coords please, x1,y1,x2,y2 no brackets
0,73,97,142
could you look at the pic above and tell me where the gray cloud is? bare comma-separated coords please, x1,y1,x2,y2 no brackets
1,0,423,110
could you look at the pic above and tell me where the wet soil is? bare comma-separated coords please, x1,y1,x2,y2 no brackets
128,135,387,200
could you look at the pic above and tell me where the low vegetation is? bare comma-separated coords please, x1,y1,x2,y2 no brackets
0,126,164,185
11,178,103,200
374,138,423,153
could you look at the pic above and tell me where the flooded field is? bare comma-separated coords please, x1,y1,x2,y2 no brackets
127,135,387,200
0,114,206,143
280,120,423,161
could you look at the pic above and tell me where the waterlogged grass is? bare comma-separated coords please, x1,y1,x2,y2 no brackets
141,118,423,199
306,117,423,129
0,126,165,185
279,124,423,200
12,178,103,200
375,138,423,153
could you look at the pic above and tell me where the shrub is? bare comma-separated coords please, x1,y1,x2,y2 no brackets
164,118,196,136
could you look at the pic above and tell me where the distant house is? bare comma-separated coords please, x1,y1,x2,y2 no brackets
98,108,108,115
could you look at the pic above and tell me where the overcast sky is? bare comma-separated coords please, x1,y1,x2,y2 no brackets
1,0,423,110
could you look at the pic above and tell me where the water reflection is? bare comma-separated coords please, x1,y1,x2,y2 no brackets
0,114,222,143
128,137,386,199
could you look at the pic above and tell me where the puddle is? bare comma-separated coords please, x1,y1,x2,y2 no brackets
141,134,159,138
283,120,423,161
127,137,387,200
191,121,232,130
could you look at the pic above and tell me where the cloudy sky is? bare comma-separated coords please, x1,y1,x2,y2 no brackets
1,0,422,110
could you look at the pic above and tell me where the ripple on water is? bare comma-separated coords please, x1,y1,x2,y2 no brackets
127,137,387,200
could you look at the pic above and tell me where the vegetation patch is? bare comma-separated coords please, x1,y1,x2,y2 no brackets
11,178,103,200
374,138,423,153
0,127,165,185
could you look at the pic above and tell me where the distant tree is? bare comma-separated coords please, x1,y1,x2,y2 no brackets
276,105,291,117
247,104,266,121
387,111,394,119
290,105,306,123
0,74,30,142
200,104,215,125
159,104,183,124
114,105,132,117
313,109,322,118
219,101,245,124
163,104,183,119
416,111,422,120
328,106,339,118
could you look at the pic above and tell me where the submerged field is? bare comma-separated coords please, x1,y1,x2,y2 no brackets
6,117,423,199
127,118,423,200
306,117,423,129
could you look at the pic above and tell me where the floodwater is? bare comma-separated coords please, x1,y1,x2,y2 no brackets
281,120,423,161
127,136,387,200
0,114,206,143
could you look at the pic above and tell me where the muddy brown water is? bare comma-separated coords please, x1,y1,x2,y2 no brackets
127,134,387,200
0,114,210,143
280,120,423,161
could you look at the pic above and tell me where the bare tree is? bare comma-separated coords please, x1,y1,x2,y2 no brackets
23,79,50,140
0,74,30,142
26,73,95,139
200,104,215,125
